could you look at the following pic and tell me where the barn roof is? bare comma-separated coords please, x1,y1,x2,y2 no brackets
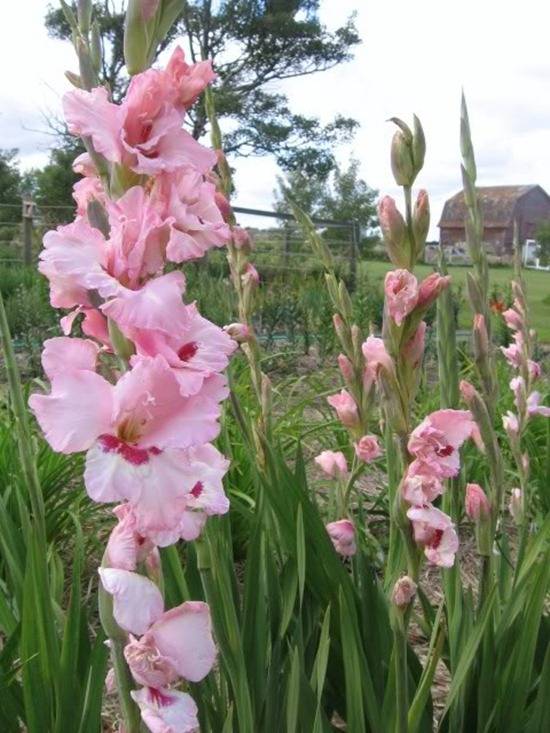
438,185,549,229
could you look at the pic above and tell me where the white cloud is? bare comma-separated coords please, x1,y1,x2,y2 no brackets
2,1,550,237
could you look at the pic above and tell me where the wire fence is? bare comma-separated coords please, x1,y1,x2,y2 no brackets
0,198,360,286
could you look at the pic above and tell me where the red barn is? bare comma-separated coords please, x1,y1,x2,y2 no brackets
438,185,550,262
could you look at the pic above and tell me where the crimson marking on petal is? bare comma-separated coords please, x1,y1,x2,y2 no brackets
436,445,453,457
177,341,199,362
97,434,151,466
431,529,444,549
190,481,203,498
118,443,151,466
148,687,174,706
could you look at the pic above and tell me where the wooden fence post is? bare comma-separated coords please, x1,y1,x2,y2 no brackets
22,198,34,266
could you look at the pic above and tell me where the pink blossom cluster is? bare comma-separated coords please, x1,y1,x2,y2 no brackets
500,291,549,426
402,409,476,567
29,48,237,731
384,269,450,327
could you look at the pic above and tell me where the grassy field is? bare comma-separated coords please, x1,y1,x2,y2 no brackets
358,261,550,342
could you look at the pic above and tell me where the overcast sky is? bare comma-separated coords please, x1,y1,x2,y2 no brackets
2,1,550,237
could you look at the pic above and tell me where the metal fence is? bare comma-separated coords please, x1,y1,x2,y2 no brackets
0,198,360,286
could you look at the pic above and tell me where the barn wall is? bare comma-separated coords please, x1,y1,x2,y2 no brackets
511,188,550,247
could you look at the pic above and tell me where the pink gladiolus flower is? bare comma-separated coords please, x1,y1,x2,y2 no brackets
528,360,541,381
503,307,523,331
407,505,458,567
465,483,491,521
314,450,348,477
354,435,382,463
415,273,451,310
527,392,550,417
73,175,105,216
327,389,360,428
362,336,394,374
402,462,443,504
63,50,216,175
40,336,99,379
408,409,475,479
127,302,237,395
392,576,417,608
98,568,164,635
124,634,180,689
502,411,519,437
105,504,156,571
326,519,356,557
30,355,228,544
384,269,419,326
501,332,524,369
164,46,216,110
131,687,199,733
151,169,230,262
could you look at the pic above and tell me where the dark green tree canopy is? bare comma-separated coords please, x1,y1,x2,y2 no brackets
45,1,360,177
0,150,23,229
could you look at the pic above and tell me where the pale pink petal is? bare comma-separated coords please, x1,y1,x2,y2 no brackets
63,87,124,163
145,601,216,682
131,688,199,733
98,567,163,635
29,371,114,453
102,272,189,335
41,337,99,380
113,356,221,450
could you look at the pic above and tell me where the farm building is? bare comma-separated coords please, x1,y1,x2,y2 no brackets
438,185,550,262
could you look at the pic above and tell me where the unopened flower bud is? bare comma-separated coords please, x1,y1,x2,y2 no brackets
390,129,415,186
215,191,232,222
378,196,409,267
528,360,541,381
416,273,451,311
459,379,477,405
337,353,354,382
412,189,430,250
124,0,161,75
473,313,489,360
509,488,523,524
465,483,491,521
241,263,259,287
502,308,523,332
327,389,360,429
223,322,251,343
502,411,519,439
392,576,417,609
403,321,426,368
315,450,348,478
233,227,252,251
326,519,356,557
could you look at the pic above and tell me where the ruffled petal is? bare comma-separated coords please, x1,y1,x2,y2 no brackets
98,568,163,635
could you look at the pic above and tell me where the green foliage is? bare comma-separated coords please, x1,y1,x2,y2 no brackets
534,219,550,265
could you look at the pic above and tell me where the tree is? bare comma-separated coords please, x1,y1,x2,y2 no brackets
535,220,550,265
321,159,377,231
273,169,328,219
275,158,378,234
0,150,23,243
45,1,360,177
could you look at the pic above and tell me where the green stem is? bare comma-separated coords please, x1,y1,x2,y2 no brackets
112,639,142,732
393,615,409,733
